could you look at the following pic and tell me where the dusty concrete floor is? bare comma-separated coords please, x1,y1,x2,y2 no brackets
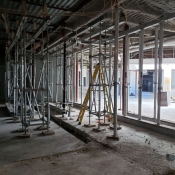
0,105,175,175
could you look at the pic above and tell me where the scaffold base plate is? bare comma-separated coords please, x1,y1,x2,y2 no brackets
61,117,69,120
99,123,110,126
107,135,119,141
109,125,122,130
37,126,48,130
17,128,28,132
7,120,20,123
12,117,20,121
18,133,32,138
93,128,106,132
42,130,55,136
84,124,96,127
58,117,69,120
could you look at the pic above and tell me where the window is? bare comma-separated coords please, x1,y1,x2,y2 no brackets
172,70,175,89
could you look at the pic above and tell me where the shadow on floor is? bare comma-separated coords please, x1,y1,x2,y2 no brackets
0,106,9,117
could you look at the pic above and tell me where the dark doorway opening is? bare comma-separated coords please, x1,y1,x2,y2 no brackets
143,74,153,92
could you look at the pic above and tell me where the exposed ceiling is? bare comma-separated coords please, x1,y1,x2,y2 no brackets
1,0,175,60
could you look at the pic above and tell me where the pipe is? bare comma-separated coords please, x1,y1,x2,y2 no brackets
157,22,164,125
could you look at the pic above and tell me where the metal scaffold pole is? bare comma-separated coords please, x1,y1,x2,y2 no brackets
109,43,112,116
88,27,94,126
73,53,76,102
107,4,119,140
81,50,83,105
123,34,129,116
56,45,63,107
154,27,158,120
138,29,144,120
46,33,50,131
157,22,164,125
113,5,119,138
63,42,66,115
98,22,102,130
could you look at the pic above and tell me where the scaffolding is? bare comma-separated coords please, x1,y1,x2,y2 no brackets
56,46,63,106
5,16,54,136
77,23,114,130
55,43,75,116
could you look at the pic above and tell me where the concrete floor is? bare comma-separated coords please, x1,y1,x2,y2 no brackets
0,104,175,175
0,106,85,166
52,106,175,175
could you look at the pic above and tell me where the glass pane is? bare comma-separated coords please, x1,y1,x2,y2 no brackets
142,70,154,118
161,66,175,122
128,70,138,115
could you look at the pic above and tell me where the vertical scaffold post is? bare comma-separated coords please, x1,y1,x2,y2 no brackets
123,34,129,116
138,29,144,120
113,5,119,138
157,22,164,125
154,27,158,120
47,31,50,131
98,22,102,129
63,42,66,114
89,27,93,126
81,50,83,104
